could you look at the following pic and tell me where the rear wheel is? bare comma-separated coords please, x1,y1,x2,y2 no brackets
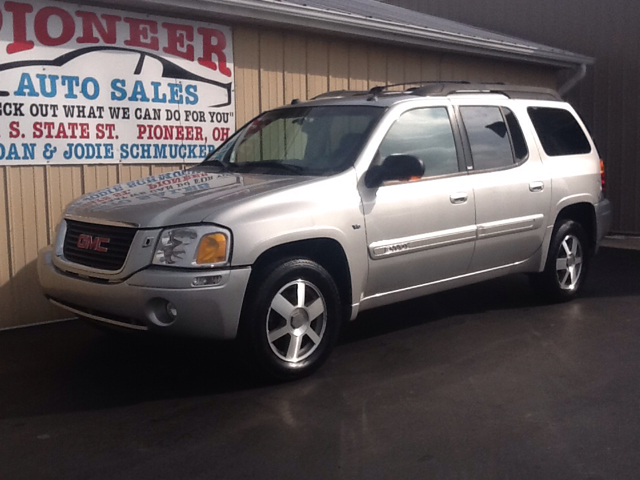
238,258,342,380
531,219,590,302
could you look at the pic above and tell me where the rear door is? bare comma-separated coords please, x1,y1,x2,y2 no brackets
453,100,551,272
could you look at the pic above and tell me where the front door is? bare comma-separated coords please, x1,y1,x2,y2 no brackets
359,105,477,301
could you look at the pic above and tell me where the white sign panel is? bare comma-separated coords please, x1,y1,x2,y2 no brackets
0,1,235,164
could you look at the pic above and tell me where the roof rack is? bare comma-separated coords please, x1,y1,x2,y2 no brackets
410,82,562,101
312,90,369,100
313,82,562,102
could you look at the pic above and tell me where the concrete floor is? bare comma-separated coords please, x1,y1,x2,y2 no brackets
1,246,640,479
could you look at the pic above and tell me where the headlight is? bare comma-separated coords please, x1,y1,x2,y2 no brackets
54,220,67,256
153,226,231,268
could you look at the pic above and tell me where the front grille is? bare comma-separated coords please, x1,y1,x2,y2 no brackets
63,220,137,271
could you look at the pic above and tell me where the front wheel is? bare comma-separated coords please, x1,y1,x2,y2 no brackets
238,258,342,380
531,219,590,302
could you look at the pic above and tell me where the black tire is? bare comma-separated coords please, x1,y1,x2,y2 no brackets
238,258,343,381
531,219,590,302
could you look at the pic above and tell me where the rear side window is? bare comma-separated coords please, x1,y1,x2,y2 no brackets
528,107,591,156
460,106,515,170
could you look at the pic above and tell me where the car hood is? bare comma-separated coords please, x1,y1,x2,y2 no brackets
65,167,315,228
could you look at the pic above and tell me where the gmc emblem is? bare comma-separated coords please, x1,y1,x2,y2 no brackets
77,234,110,253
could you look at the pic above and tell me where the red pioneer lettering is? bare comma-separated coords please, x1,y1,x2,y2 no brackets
34,7,75,47
4,1,34,54
75,11,121,45
77,234,110,253
1,2,232,77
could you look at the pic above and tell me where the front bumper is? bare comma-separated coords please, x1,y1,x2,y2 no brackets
38,246,251,340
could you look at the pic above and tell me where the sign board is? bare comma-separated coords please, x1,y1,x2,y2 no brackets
0,1,235,164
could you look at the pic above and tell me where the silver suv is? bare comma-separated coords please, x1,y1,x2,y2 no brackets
38,83,612,379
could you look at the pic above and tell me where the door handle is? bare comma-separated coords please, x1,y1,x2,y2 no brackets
450,192,468,204
529,181,544,192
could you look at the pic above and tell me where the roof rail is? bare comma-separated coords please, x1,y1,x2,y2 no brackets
311,82,562,102
312,90,368,100
410,82,562,101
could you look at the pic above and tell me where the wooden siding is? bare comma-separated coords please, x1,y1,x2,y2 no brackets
0,26,557,329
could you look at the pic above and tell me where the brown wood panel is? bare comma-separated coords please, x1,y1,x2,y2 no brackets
439,53,556,87
386,48,405,87
421,52,442,82
31,168,49,249
47,166,82,232
403,52,422,86
0,167,14,325
23,166,55,323
284,34,308,104
368,46,387,89
8,167,40,272
259,31,285,111
118,165,152,184
6,167,56,326
349,44,369,91
233,27,260,127
329,41,349,91
82,164,119,195
82,165,99,194
307,37,329,98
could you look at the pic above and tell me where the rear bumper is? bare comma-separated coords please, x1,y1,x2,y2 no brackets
38,246,251,340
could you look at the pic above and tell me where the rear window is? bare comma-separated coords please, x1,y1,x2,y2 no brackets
528,107,591,156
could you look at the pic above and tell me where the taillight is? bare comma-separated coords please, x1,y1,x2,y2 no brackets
600,159,606,196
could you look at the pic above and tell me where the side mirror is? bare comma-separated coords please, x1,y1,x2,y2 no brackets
364,154,425,188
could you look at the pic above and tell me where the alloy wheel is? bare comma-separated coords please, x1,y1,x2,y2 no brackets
266,279,327,363
555,234,583,290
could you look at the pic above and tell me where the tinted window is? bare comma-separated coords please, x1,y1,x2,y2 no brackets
528,107,591,156
378,108,459,177
504,108,528,161
460,106,514,170
204,106,384,175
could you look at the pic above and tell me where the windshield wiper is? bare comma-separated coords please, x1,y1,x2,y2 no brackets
235,161,306,175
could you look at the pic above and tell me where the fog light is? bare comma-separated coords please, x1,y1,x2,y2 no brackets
166,302,178,320
192,275,222,287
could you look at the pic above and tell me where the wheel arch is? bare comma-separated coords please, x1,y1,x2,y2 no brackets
538,201,598,272
247,238,353,321
554,202,597,254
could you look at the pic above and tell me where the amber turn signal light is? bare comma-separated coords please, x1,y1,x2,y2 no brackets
196,233,228,264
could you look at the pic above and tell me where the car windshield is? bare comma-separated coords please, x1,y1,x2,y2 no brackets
201,105,385,175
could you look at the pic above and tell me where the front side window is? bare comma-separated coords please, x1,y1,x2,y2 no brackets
528,107,592,156
202,106,385,175
378,107,459,177
460,106,515,170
